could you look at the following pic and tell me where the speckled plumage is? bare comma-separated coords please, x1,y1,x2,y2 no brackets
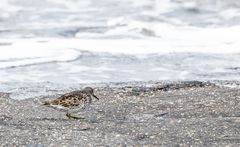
43,87,99,119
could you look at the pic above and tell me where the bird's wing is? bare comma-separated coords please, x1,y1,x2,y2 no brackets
45,92,87,108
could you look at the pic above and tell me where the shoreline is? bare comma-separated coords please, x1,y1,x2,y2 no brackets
1,80,240,100
1,81,240,146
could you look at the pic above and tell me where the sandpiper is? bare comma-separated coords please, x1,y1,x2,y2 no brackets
43,87,99,119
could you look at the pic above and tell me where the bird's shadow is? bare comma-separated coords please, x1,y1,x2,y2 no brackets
28,117,100,123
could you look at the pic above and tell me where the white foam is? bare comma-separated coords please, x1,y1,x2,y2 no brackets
0,40,81,68
0,25,239,62
1,23,240,69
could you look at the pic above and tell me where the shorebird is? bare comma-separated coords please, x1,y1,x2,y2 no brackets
43,87,99,119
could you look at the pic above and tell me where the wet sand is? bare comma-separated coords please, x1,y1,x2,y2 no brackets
1,81,240,146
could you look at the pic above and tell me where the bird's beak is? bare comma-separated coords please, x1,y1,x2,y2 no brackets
93,94,99,100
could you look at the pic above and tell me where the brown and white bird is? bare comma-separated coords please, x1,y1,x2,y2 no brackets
43,87,99,119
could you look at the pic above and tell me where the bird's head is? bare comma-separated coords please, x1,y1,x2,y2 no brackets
82,87,99,100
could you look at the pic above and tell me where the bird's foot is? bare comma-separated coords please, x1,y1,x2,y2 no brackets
66,113,84,120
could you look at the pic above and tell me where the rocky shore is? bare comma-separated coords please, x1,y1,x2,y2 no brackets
1,81,240,146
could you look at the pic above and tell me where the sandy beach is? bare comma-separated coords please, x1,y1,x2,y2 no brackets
1,81,240,146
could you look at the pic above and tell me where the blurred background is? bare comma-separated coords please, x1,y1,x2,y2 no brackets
1,0,240,83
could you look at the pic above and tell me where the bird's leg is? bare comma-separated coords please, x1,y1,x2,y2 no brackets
66,112,72,119
66,112,84,120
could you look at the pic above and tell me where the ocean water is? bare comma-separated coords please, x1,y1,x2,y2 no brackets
1,0,240,84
